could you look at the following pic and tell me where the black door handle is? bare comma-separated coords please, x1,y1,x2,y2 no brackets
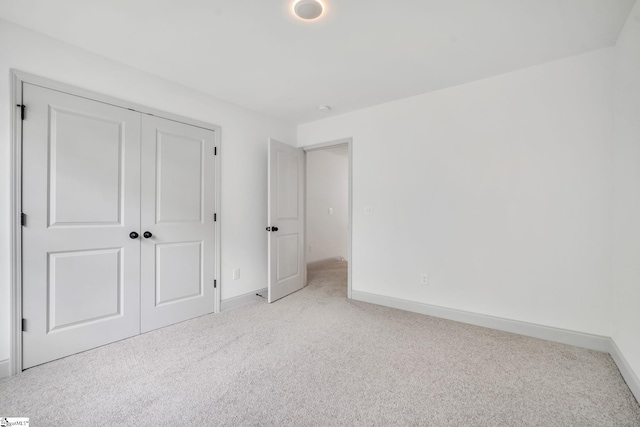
272,227,279,232
143,231,153,238
129,232,139,239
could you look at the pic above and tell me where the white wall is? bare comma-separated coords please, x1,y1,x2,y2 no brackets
306,146,349,263
612,0,640,388
299,48,614,336
0,20,296,365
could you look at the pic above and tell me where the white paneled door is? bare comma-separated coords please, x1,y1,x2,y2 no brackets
21,84,142,369
140,115,216,332
21,83,217,369
267,139,305,303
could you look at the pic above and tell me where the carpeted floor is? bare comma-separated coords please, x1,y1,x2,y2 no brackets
1,259,639,426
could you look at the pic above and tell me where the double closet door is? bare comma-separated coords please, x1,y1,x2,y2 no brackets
21,83,217,369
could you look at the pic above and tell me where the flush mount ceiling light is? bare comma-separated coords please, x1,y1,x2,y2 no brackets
318,105,331,113
293,0,324,20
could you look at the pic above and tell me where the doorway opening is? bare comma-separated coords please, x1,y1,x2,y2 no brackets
303,139,352,299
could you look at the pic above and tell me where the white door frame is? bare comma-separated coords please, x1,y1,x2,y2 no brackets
302,138,353,299
9,70,222,375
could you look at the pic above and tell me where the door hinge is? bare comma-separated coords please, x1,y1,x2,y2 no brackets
214,280,217,289
22,318,26,332
214,146,217,156
21,212,26,226
214,213,217,222
16,104,25,120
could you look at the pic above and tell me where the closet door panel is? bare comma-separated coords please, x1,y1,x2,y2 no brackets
21,83,141,369
140,115,216,333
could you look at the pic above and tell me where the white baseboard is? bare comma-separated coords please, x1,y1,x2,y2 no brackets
0,359,10,379
609,339,640,403
351,291,611,352
221,288,267,312
307,256,346,266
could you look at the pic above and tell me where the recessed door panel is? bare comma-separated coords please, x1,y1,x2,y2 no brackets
277,151,299,220
276,234,299,282
141,115,216,333
49,248,122,332
155,241,203,305
156,131,204,224
22,83,141,369
49,107,123,227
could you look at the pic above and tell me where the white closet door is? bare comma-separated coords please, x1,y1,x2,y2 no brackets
22,83,141,369
140,115,216,333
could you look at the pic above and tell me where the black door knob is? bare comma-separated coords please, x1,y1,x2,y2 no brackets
129,232,139,239
272,227,279,232
143,231,153,238
266,227,271,231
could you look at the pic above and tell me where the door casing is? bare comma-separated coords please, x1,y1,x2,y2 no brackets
9,70,222,375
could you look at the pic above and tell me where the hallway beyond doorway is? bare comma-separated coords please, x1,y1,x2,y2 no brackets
307,259,348,298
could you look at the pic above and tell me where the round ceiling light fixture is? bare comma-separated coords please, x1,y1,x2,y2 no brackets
293,0,324,20
318,105,331,113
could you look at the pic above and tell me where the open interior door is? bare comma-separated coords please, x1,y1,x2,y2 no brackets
267,138,305,303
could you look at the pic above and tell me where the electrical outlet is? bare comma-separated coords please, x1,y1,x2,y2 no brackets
364,206,373,216
233,268,240,280
421,273,429,285
328,207,333,215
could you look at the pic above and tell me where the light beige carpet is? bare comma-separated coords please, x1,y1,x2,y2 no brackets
1,259,639,426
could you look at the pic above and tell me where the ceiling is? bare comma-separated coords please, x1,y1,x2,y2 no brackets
0,0,636,125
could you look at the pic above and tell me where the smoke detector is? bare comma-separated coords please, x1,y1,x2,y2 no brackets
318,105,331,113
293,0,324,20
